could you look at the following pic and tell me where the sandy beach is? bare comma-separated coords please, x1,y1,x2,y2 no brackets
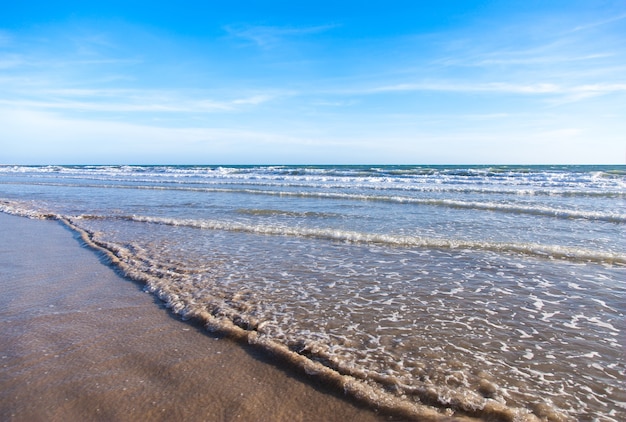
0,213,388,422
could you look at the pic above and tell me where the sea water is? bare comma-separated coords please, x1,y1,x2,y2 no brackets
1,165,624,421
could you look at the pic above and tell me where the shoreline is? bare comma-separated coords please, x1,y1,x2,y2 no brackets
0,213,388,421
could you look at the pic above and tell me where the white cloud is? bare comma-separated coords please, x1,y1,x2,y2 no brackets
344,81,626,104
231,95,275,105
460,53,615,67
224,24,338,48
0,88,279,114
376,82,562,94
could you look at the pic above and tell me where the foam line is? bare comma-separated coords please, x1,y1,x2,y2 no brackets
77,213,626,266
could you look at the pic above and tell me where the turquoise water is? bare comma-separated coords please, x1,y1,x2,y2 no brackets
1,165,624,420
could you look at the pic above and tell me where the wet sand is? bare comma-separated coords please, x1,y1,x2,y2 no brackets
0,213,388,421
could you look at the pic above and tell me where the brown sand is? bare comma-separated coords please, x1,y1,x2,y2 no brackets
0,213,390,421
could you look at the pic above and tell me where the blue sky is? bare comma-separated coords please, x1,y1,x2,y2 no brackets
1,1,625,164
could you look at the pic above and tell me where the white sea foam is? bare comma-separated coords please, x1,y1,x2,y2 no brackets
540,311,560,322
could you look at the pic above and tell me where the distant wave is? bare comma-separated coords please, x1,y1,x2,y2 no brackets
2,181,624,223
2,171,625,199
2,163,624,176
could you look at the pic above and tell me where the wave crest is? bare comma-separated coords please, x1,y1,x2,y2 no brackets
74,214,626,266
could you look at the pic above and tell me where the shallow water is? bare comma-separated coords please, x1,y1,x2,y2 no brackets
1,164,624,420
0,213,385,422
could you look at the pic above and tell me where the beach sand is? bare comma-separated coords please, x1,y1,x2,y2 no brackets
0,213,388,421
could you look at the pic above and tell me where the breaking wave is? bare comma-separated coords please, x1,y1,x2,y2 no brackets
3,182,624,223
71,213,626,266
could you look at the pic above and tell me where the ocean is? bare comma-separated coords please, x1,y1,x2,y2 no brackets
1,164,624,421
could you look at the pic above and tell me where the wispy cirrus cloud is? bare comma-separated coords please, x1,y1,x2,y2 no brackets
0,31,283,115
316,78,626,108
437,50,616,68
570,12,626,33
419,11,625,109
224,23,339,48
340,13,626,106
366,81,626,97
0,89,279,114
429,33,621,79
0,56,142,71
367,82,560,94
